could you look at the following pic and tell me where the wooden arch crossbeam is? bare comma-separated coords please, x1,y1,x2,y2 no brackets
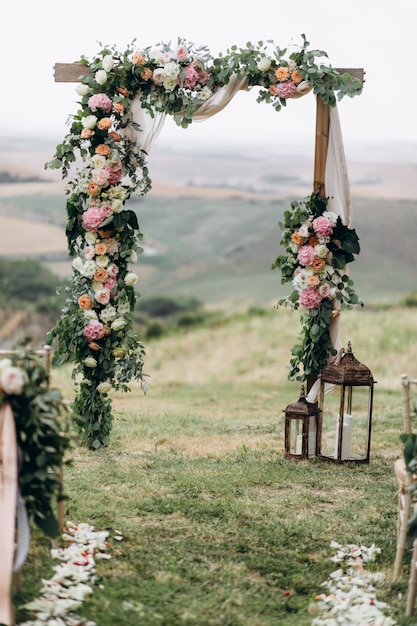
53,63,364,197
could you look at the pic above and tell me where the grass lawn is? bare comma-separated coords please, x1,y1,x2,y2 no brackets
12,306,417,625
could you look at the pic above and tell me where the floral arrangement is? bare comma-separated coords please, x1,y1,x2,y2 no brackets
272,192,361,382
20,521,116,626
46,36,362,448
0,351,70,538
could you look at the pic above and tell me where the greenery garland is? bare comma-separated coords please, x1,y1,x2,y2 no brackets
272,192,361,382
46,35,362,449
0,350,70,538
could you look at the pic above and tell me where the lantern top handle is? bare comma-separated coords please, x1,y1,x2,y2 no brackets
320,341,374,386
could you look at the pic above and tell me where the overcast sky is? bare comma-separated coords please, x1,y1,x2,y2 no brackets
3,0,416,157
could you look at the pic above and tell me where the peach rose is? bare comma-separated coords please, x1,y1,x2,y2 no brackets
132,51,146,65
141,68,153,81
81,128,94,139
96,144,111,156
97,117,112,130
275,66,290,82
94,268,109,282
113,102,124,114
98,229,113,239
291,69,302,84
307,275,320,287
309,236,319,247
78,294,94,309
87,182,100,196
117,87,129,97
312,257,325,272
291,232,303,245
88,342,101,351
109,131,121,142
94,243,107,256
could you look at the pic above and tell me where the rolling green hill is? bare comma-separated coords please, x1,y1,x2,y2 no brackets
0,191,416,308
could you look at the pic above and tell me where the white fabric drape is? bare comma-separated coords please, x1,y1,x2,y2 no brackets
122,75,250,153
306,103,351,403
0,402,18,626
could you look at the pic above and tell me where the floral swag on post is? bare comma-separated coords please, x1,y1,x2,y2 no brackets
46,35,362,449
272,192,361,383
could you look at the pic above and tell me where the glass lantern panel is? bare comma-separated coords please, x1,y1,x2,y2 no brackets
288,417,303,455
320,386,371,460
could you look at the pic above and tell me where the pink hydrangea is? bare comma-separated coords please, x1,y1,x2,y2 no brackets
82,206,113,232
83,319,105,341
88,93,113,113
313,216,334,238
297,245,317,267
272,81,297,99
299,287,323,310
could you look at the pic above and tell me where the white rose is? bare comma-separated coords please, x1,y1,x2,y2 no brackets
315,244,329,259
82,115,98,129
76,84,90,96
72,257,84,273
163,75,178,91
152,68,165,86
111,199,124,213
84,232,97,245
1,366,25,395
96,382,112,394
111,317,127,331
84,309,98,320
95,255,109,268
149,49,164,64
125,272,138,287
91,154,106,169
0,358,12,372
83,357,97,368
95,69,108,85
257,56,271,72
102,55,114,72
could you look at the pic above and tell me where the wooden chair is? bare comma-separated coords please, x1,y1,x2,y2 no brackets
393,374,417,615
0,346,65,600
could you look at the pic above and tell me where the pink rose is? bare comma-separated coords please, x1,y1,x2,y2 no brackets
272,81,297,99
103,162,123,185
299,288,323,310
319,283,331,298
297,245,317,267
88,93,113,113
107,263,119,278
103,277,117,293
313,216,334,238
182,64,199,89
94,288,111,305
83,245,95,260
1,366,25,395
92,168,110,186
174,46,189,62
83,319,105,341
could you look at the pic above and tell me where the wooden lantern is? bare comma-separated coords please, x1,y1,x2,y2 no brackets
284,386,321,460
317,342,375,463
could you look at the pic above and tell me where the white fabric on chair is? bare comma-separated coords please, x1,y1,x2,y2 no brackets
0,402,18,626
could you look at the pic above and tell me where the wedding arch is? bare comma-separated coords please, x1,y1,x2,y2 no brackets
48,36,364,449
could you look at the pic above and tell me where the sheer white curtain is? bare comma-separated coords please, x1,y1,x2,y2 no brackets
121,75,250,153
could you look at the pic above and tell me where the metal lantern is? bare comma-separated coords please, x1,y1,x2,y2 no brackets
284,386,321,460
317,341,375,463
